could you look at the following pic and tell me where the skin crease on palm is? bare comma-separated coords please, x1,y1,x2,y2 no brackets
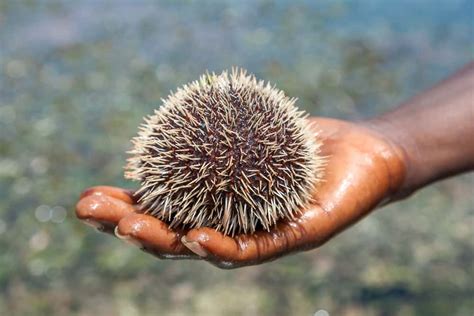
76,62,474,269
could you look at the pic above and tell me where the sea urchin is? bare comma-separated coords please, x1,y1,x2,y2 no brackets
126,68,324,236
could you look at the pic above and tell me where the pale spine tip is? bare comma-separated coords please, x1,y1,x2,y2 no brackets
126,68,324,236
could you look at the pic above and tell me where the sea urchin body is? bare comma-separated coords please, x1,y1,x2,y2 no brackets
126,68,324,236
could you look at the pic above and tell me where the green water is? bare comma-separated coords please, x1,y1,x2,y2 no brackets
0,1,473,315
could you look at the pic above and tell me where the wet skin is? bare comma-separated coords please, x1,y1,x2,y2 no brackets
76,117,406,268
76,62,474,268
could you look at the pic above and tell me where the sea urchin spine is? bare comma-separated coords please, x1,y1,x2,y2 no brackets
126,68,324,236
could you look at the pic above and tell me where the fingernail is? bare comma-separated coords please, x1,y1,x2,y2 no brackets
181,236,208,257
114,226,143,248
80,219,102,230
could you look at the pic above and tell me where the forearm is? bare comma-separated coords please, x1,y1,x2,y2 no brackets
364,62,474,198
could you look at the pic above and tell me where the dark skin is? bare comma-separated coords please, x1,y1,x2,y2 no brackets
76,62,474,269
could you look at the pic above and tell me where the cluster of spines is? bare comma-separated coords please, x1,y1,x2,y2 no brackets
126,68,323,236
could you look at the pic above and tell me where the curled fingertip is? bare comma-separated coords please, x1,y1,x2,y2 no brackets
185,228,213,243
75,196,95,220
114,226,143,248
181,236,208,257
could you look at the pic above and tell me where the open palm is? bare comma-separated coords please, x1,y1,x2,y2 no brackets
76,117,406,268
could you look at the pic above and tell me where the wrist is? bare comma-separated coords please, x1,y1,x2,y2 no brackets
360,63,474,201
359,115,415,200
362,104,474,199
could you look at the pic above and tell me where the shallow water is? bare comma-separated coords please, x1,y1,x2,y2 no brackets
0,1,473,315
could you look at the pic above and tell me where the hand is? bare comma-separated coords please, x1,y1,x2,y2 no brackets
76,117,406,268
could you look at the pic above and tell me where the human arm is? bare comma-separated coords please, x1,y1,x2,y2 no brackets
364,61,474,199
76,62,474,268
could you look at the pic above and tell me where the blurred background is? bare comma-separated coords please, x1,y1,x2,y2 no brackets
0,1,473,315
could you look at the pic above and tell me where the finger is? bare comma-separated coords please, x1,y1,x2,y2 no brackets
115,213,198,259
182,227,290,269
181,222,306,268
76,194,136,234
80,186,135,204
182,204,340,268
